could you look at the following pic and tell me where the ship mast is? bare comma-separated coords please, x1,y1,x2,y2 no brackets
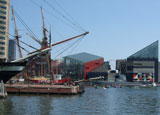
12,7,22,58
41,6,52,80
41,7,48,48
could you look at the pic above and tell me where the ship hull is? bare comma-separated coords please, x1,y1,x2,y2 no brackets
0,62,27,83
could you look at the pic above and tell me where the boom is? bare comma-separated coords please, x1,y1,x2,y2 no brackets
29,32,89,54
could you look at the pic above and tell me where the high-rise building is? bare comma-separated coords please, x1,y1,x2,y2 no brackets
8,39,16,61
0,0,10,61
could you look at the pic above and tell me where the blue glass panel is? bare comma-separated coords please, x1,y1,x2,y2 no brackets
0,47,5,50
0,36,5,40
0,26,5,29
0,52,5,55
0,41,5,45
0,10,6,15
0,20,6,24
0,15,6,19
0,1,7,4
128,41,158,59
0,5,6,10
0,31,5,35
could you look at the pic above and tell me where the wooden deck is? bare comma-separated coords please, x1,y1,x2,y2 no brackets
5,84,85,95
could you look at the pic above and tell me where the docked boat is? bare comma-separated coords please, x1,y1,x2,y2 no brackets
0,46,51,83
0,0,88,84
0,61,27,83
0,1,52,83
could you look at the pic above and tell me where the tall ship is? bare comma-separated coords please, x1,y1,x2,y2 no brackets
0,0,52,83
0,0,89,83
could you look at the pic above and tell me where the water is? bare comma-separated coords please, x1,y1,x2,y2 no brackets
1,86,160,115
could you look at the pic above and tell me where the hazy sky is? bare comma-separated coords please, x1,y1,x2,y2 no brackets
10,0,160,67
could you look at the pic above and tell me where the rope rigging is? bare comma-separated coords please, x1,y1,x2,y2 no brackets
53,35,83,56
30,0,86,33
67,36,84,55
53,36,84,59
10,1,89,59
53,0,86,32
8,36,30,53
6,31,38,51
13,8,39,41
44,0,86,32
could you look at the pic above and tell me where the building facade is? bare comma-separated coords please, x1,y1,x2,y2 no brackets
8,39,16,61
63,52,109,81
116,41,159,82
0,0,10,61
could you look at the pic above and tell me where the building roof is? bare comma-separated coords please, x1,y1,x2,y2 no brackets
64,52,103,63
128,40,158,59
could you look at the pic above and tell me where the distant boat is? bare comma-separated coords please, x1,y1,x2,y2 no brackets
103,86,107,89
152,82,157,87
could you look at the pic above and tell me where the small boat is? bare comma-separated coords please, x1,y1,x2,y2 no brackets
103,85,107,89
103,86,107,89
94,84,98,89
152,82,157,87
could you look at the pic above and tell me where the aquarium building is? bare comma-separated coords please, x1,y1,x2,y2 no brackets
63,52,109,81
116,41,159,82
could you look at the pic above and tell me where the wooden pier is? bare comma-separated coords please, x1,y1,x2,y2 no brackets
5,83,84,95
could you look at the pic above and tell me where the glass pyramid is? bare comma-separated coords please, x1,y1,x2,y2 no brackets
128,40,158,59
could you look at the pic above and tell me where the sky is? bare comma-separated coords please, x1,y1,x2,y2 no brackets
10,0,160,68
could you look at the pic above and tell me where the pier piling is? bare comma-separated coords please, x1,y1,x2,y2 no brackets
0,80,7,98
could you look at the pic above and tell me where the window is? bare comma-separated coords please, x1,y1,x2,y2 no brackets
0,5,6,10
0,36,5,40
0,15,6,19
128,41,158,59
0,31,5,35
0,26,5,30
127,66,133,71
0,41,5,45
0,47,4,50
0,52,5,55
0,10,6,15
0,20,6,24
66,59,70,65
0,1,7,4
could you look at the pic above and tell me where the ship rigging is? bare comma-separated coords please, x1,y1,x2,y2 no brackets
6,0,89,83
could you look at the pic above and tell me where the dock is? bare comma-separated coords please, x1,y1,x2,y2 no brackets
5,84,84,95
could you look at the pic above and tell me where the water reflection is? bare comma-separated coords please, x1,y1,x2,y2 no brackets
1,87,160,115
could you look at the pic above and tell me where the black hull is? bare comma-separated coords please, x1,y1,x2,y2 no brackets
0,61,27,83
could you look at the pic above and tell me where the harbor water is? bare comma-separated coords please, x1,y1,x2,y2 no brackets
1,86,160,115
